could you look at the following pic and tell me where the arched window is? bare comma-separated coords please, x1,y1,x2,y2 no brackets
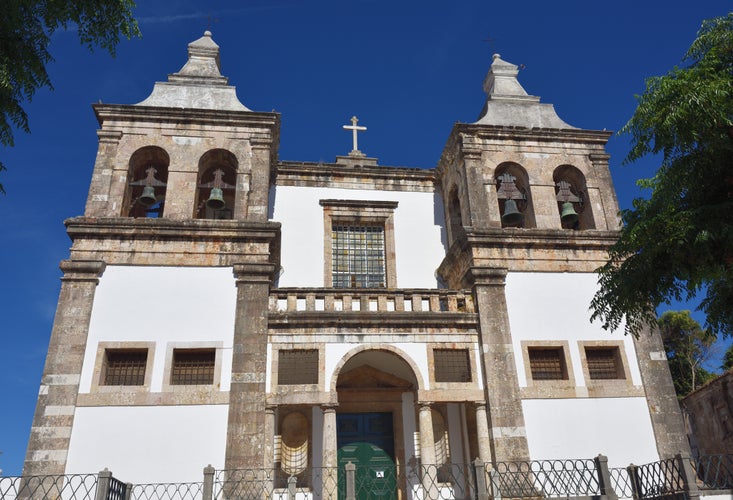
195,149,237,219
125,146,169,217
553,165,595,230
447,186,464,244
495,162,534,228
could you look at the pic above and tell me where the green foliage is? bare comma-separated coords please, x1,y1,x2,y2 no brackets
0,0,140,193
591,14,733,337
658,310,716,397
723,344,733,371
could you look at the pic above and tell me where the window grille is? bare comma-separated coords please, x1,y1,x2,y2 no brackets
171,349,215,385
103,349,147,386
434,349,472,382
586,347,623,379
279,349,318,385
331,224,385,288
528,347,567,380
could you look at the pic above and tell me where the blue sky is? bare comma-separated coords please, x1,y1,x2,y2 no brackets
1,0,731,476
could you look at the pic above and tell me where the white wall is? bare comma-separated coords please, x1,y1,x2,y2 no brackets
271,186,446,288
522,398,658,467
65,405,228,482
505,272,642,387
79,266,237,393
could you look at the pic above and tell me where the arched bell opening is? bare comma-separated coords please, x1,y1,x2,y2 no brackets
495,162,535,228
447,185,464,245
195,149,237,219
553,165,595,230
125,146,170,217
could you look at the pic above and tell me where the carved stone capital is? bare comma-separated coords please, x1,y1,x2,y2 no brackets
466,266,508,287
59,260,106,283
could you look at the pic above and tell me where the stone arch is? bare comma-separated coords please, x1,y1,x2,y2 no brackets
495,162,536,228
195,148,238,219
553,164,595,230
124,146,170,217
330,345,425,393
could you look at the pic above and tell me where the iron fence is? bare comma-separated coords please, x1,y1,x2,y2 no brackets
2,454,732,500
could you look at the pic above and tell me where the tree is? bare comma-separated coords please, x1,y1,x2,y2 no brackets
658,310,716,397
723,344,733,371
591,14,733,338
0,0,140,193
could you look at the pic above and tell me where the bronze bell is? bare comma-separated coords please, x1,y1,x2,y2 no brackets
139,185,157,207
501,199,523,226
560,201,579,226
206,187,226,210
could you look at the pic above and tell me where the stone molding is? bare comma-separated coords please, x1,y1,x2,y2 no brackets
59,260,106,282
268,311,478,329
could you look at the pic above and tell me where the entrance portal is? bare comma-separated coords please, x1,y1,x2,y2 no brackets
337,412,397,500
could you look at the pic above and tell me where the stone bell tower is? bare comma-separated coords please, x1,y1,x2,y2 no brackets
24,31,282,476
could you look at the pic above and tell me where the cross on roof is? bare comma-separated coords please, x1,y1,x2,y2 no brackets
342,116,366,156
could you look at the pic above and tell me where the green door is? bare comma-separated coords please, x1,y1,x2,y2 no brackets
337,413,397,500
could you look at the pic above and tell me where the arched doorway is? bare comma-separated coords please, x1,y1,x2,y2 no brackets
334,349,420,499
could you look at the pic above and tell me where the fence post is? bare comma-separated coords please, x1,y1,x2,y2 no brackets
288,475,297,500
595,454,618,499
474,458,490,500
627,464,642,500
203,464,215,500
124,483,133,500
95,469,112,500
676,452,701,500
345,461,356,500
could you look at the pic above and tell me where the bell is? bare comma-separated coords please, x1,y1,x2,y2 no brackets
560,201,579,226
139,185,157,207
501,199,523,226
206,187,226,210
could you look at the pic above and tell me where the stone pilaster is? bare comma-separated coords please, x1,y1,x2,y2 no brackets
589,153,621,231
225,262,275,469
417,403,436,466
248,142,273,222
264,406,276,471
474,402,492,463
470,267,530,462
85,131,122,217
462,148,495,230
633,324,691,459
23,260,106,475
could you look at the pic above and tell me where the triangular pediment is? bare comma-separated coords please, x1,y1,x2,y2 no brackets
337,365,413,390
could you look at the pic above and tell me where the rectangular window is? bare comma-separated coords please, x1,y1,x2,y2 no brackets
434,349,472,382
171,349,215,385
332,224,385,288
279,349,319,385
103,349,147,386
528,347,567,380
586,347,624,379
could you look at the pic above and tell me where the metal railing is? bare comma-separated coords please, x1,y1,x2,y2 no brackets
2,454,732,500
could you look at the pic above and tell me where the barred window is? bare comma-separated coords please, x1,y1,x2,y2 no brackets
279,349,319,385
171,349,215,385
332,224,385,288
528,347,567,380
103,349,147,386
586,347,624,379
434,349,472,382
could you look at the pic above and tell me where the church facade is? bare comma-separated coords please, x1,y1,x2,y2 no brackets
24,32,688,492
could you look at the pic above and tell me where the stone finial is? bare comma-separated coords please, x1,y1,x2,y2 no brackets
136,31,250,111
474,54,574,129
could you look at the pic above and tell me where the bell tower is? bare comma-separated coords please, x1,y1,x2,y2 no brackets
24,31,282,476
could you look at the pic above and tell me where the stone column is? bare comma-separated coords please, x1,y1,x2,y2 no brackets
23,260,106,476
418,403,439,498
225,262,275,470
321,405,338,500
633,324,691,458
474,403,492,463
470,267,530,462
264,406,276,472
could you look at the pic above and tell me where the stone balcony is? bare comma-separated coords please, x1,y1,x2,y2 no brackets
268,288,478,330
